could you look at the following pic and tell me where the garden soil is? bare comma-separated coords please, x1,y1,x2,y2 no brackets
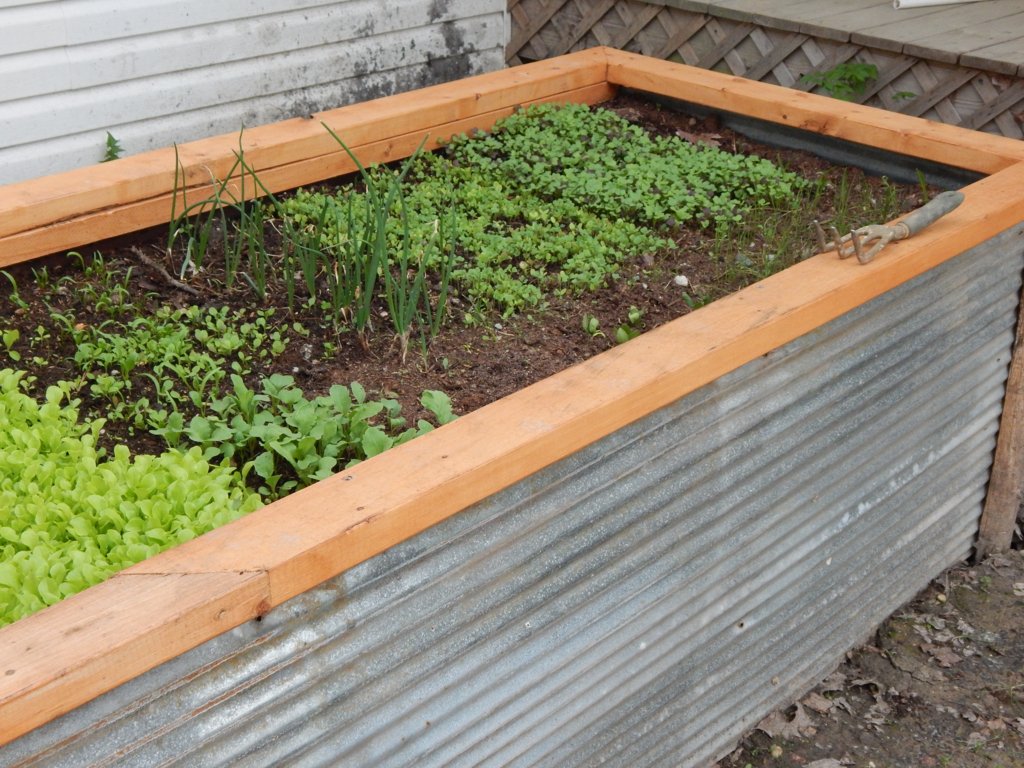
3,94,931,452
5,94,1021,767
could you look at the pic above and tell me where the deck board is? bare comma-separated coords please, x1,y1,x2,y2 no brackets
705,0,1024,73
905,12,1024,74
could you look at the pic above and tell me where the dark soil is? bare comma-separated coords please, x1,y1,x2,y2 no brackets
1,94,930,448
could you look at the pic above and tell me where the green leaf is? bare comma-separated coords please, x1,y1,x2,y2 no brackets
0,562,19,588
360,426,393,458
251,451,276,480
420,390,456,425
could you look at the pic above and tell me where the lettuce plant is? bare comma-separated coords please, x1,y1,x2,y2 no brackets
0,369,262,627
156,374,457,501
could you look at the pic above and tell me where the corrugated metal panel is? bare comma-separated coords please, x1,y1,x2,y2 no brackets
4,224,1022,766
0,0,506,185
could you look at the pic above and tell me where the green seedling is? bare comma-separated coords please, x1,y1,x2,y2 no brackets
581,314,604,338
916,169,932,203
614,305,644,344
31,266,52,290
0,369,261,627
1,270,28,310
101,131,124,162
2,329,20,361
681,291,714,310
67,251,137,318
177,374,456,500
801,61,878,101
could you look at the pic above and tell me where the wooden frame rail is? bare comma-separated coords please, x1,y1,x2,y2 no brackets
2,47,1023,747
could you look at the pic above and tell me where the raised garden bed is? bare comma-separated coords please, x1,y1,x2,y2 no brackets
2,48,1024,765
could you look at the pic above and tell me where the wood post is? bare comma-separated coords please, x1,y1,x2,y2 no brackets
976,289,1024,559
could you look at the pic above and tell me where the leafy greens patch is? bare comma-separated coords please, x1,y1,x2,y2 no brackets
0,369,262,627
279,102,806,317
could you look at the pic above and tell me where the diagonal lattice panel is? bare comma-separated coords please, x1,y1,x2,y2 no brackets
507,0,1024,139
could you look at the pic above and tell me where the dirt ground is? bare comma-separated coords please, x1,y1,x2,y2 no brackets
716,545,1024,768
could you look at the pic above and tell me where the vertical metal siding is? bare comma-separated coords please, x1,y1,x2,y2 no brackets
3,224,1022,767
0,0,506,185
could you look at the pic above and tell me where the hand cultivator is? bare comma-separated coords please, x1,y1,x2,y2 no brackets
814,190,965,264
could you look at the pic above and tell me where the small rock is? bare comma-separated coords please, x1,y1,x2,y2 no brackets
673,274,690,287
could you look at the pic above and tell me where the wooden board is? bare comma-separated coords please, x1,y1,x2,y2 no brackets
0,48,610,263
0,570,268,742
604,48,1024,173
976,307,1024,559
0,82,616,267
2,46,1024,748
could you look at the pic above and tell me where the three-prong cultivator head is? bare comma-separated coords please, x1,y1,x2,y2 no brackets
814,190,965,264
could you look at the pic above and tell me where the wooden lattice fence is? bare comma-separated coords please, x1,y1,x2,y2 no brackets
507,0,1024,138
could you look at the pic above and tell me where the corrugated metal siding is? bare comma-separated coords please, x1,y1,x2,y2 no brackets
0,0,506,185
4,224,1022,766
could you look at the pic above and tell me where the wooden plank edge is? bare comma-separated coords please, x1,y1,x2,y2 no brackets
1,160,1020,747
0,570,269,748
601,48,1024,175
975,287,1024,560
125,160,1024,603
0,81,617,268
0,48,611,241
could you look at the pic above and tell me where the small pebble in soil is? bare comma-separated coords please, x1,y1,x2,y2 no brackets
673,275,690,287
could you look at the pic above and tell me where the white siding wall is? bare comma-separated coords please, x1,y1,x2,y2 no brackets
0,0,507,185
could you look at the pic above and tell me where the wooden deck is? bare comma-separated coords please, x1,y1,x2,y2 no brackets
696,0,1024,75
508,0,1024,137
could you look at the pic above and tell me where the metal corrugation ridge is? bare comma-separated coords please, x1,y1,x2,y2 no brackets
3,226,1021,767
291,300,1012,768
256,236,1015,768
485,375,1003,767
